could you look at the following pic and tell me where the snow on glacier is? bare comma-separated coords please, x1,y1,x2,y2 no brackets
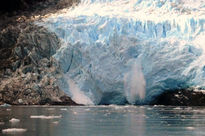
36,0,205,104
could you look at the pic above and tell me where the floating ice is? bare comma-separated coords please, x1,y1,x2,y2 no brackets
60,108,68,111
30,115,62,119
47,108,55,111
9,118,20,123
84,108,90,111
2,128,27,134
173,107,182,110
36,0,205,105
52,121,59,125
0,103,11,107
186,127,195,130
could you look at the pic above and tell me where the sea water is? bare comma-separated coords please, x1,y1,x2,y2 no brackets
1,106,205,136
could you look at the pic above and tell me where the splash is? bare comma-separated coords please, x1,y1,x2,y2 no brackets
67,78,94,105
124,60,146,104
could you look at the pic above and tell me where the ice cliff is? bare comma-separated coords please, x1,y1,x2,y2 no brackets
36,0,205,105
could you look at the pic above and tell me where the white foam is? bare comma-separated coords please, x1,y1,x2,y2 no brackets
2,128,27,134
30,115,62,119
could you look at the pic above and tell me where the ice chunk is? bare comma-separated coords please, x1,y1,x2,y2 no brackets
186,127,195,130
2,128,27,134
30,115,62,119
9,118,20,123
0,103,11,107
52,121,59,125
60,108,68,111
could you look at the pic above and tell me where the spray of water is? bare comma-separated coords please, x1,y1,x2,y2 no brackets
124,60,146,104
67,78,94,105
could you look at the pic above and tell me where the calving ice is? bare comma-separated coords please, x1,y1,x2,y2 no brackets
36,0,205,105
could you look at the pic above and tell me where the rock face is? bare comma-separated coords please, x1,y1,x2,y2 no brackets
151,88,205,106
0,0,79,14
0,20,78,105
0,0,79,31
0,0,80,105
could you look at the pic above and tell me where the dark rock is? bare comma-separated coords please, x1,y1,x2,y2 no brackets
58,95,79,105
0,0,80,30
22,65,33,74
11,60,21,71
39,98,52,105
151,88,205,106
0,0,80,105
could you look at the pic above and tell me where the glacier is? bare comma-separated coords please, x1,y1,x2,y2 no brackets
36,0,205,105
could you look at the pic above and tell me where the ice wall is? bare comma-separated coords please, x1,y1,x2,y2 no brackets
36,0,205,104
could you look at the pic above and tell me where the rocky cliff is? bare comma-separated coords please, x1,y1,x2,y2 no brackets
0,0,79,105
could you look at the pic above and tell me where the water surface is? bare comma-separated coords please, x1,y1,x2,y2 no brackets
1,106,205,136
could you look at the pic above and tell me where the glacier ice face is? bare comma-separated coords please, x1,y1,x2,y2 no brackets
36,0,205,105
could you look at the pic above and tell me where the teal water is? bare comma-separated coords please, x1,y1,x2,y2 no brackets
0,106,205,136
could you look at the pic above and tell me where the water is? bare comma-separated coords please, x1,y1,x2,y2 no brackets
1,106,205,136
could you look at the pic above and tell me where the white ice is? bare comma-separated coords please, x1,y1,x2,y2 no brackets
9,118,20,123
30,115,62,119
36,0,205,104
2,128,27,134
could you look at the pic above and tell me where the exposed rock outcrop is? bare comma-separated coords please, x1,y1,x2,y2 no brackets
151,88,205,106
0,23,78,105
0,0,79,29
0,0,79,105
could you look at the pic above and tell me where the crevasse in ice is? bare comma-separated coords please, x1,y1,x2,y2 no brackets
36,0,205,105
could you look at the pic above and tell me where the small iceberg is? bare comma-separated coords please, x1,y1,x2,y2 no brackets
0,103,11,107
30,115,62,119
2,128,27,134
60,108,68,111
186,127,195,130
52,121,59,125
9,118,20,123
